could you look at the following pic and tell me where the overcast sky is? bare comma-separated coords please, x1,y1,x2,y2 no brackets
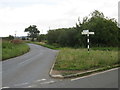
0,0,119,37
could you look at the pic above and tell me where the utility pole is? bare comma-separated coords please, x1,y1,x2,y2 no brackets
49,26,50,31
14,30,17,39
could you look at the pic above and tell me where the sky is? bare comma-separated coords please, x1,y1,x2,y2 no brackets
0,0,119,37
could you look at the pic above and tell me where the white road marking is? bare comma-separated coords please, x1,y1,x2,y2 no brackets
19,58,33,65
14,82,29,86
1,86,10,89
40,81,55,84
27,85,36,88
71,68,118,81
34,79,46,83
19,53,42,65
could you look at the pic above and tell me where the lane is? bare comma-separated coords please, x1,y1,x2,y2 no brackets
2,44,58,88
33,68,118,88
68,68,118,88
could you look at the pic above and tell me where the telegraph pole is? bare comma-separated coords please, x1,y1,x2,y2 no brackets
15,31,17,39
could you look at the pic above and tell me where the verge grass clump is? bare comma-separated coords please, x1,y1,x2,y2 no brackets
30,42,59,49
54,48,119,71
2,40,30,60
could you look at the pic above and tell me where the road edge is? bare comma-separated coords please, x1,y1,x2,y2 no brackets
49,61,119,79
49,51,64,78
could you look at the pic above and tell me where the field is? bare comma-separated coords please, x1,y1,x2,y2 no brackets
2,40,30,60
53,48,119,71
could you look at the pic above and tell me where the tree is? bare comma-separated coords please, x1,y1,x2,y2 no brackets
22,37,26,40
91,10,104,18
3,35,14,40
47,28,78,47
24,25,40,41
47,10,119,47
76,10,119,47
37,34,47,42
8,35,14,40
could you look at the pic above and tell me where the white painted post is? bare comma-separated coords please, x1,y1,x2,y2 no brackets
87,33,89,53
81,30,94,53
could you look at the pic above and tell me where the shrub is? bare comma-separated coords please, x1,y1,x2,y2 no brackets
11,39,23,44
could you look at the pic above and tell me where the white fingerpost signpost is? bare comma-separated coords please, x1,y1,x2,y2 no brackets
81,30,94,53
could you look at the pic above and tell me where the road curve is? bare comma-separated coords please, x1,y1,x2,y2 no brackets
2,43,58,88
2,43,119,88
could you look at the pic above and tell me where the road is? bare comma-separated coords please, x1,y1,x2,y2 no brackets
2,44,119,88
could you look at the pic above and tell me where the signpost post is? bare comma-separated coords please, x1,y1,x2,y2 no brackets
81,30,94,53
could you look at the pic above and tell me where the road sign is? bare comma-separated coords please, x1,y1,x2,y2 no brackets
82,30,94,35
81,32,88,34
88,32,94,34
83,30,89,32
81,30,95,53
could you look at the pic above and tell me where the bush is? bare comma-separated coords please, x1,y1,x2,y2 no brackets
47,28,78,47
11,39,23,44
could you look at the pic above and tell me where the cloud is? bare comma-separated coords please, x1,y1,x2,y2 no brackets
0,0,119,37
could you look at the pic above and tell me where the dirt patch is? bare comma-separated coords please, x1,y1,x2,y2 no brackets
51,69,88,75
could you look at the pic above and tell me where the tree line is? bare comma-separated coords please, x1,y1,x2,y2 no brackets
24,10,119,47
46,10,120,47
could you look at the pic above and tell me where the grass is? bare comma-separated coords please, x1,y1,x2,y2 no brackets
53,48,119,71
91,47,118,51
28,41,60,50
2,40,30,60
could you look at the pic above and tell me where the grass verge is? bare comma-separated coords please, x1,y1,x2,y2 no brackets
28,41,59,50
91,47,118,51
2,40,30,61
53,48,119,74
